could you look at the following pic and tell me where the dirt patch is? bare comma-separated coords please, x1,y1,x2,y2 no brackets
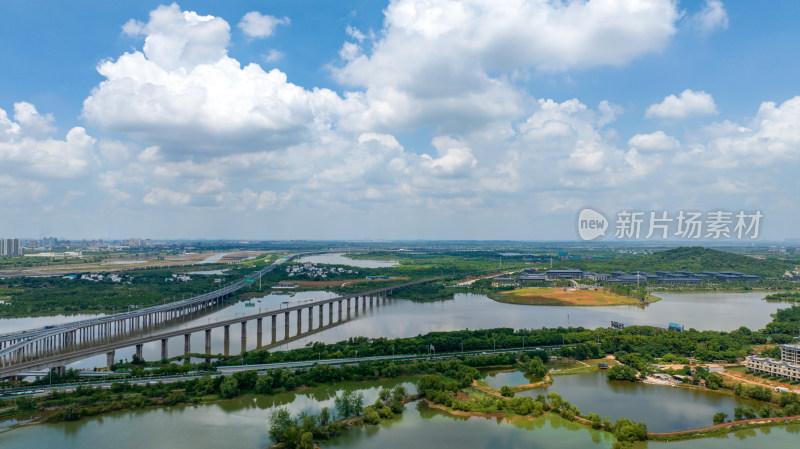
494,287,646,306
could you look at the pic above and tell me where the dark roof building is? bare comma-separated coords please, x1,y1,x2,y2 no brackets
658,277,703,284
545,269,584,280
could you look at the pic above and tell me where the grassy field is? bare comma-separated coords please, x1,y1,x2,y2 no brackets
492,287,656,306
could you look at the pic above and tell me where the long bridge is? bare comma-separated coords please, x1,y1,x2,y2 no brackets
0,254,303,374
0,259,444,378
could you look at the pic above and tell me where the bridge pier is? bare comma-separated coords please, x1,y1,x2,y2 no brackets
329,302,334,323
297,309,302,334
284,312,290,339
204,329,211,354
184,334,191,355
354,297,359,313
308,306,313,329
362,295,366,309
241,321,247,340
224,325,230,347
257,318,263,335
106,350,115,370
319,304,323,325
135,344,143,360
370,294,374,307
161,338,168,360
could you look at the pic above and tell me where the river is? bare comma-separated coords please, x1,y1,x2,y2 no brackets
0,291,787,370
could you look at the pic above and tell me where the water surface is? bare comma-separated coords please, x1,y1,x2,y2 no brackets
296,253,399,268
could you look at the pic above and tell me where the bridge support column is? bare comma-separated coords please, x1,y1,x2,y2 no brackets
224,325,230,346
205,329,211,354
257,318,263,335
297,309,302,334
328,302,333,323
370,294,374,307
161,338,168,360
184,334,191,355
135,344,143,360
319,305,323,325
106,350,115,370
308,307,313,329
241,321,247,340
284,312,290,339
362,296,366,309
354,297,359,313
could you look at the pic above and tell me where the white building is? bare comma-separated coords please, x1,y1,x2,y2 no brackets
745,344,800,382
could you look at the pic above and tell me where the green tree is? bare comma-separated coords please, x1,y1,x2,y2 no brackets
500,386,515,397
299,432,314,449
219,377,239,399
607,365,638,382
268,408,295,446
255,374,273,394
525,356,548,378
713,412,727,425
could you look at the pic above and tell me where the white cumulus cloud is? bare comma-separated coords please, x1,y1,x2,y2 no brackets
83,4,350,157
334,0,679,133
692,0,729,33
628,131,680,152
143,187,191,206
238,12,289,39
645,89,718,120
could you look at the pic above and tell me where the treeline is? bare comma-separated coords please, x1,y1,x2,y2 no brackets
765,292,800,302
556,247,793,279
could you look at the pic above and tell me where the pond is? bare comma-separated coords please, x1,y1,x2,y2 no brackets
482,369,537,389
519,371,777,433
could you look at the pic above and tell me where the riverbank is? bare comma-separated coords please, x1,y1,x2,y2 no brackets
491,287,659,306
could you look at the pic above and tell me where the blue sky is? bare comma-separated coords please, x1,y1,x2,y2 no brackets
1,1,799,241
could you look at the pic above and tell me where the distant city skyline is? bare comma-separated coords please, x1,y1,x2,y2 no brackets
1,1,799,240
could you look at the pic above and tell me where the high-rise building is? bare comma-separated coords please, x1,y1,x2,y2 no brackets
0,238,21,256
